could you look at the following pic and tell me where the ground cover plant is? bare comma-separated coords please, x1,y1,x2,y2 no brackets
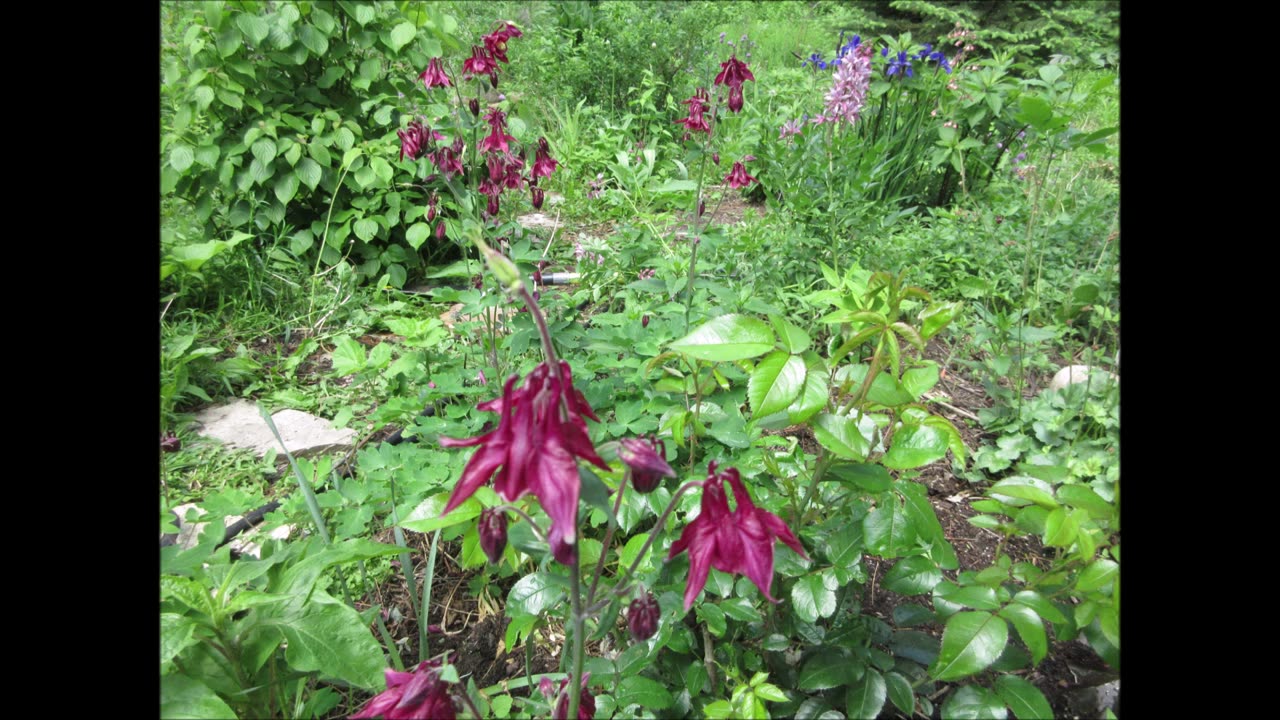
161,2,1118,718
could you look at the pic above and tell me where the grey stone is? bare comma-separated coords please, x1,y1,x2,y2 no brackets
1065,679,1120,718
515,212,562,231
192,399,356,460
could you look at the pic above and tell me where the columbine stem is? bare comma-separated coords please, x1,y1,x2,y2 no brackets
567,549,586,720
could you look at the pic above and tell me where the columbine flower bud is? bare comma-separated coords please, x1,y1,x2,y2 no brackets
470,98,481,117
642,314,650,328
698,198,706,217
531,186,545,210
618,435,675,493
712,152,720,165
479,508,508,564
436,221,447,241
627,591,660,641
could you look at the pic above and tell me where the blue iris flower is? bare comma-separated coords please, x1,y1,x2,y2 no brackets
886,50,913,78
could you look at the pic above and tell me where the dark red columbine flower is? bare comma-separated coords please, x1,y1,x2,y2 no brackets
618,436,675,493
552,672,595,720
478,177,503,216
668,462,807,611
714,54,755,115
478,508,508,564
674,87,712,135
397,120,443,162
440,361,609,565
724,159,757,189
428,137,466,179
419,57,452,89
483,21,523,64
426,194,438,223
351,659,457,720
161,432,181,453
469,98,481,117
462,45,499,82
532,137,558,181
627,591,661,642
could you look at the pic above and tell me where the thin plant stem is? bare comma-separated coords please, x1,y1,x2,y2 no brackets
588,470,630,605
566,549,585,720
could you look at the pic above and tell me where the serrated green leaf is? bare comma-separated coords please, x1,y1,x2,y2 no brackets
1042,506,1078,548
275,595,386,689
931,612,1009,681
942,685,1007,719
507,572,567,618
920,302,962,340
296,157,322,190
236,13,270,45
813,412,872,460
669,314,775,361
893,604,935,627
770,315,811,353
864,498,914,557
827,462,891,493
1076,558,1119,593
846,668,887,719
1011,591,1067,624
883,555,942,595
749,351,806,419
787,351,829,424
798,650,861,690
161,673,238,719
160,613,201,665
883,422,949,470
934,582,1000,610
995,675,1052,720
299,23,329,55
885,671,915,715
902,362,939,399
998,604,1047,665
353,217,378,241
1057,484,1113,519
791,571,838,624
329,335,365,376
720,597,762,623
696,603,726,637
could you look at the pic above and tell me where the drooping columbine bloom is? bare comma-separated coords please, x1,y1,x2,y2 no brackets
397,120,443,162
552,672,595,720
462,45,499,85
674,87,712,135
478,508,508,564
428,137,466,179
532,137,558,181
419,57,452,89
351,659,457,720
440,361,609,565
483,21,523,64
714,54,754,112
668,462,807,611
618,436,674,493
724,160,757,189
627,591,660,641
478,107,517,155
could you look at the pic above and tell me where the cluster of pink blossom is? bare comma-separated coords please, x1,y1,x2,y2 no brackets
810,44,874,127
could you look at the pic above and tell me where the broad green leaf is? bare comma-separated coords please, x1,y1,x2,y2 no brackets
388,22,417,53
755,683,789,703
687,661,708,696
892,629,940,665
405,222,432,250
696,603,727,637
791,571,838,624
998,604,1048,664
1042,507,1078,548
617,676,673,710
1076,559,1119,593
787,351,829,424
864,498,914,557
354,217,378,241
401,490,491,533
161,673,238,719
828,462,892,493
252,137,278,165
920,302,962,340
813,412,872,460
277,595,385,688
507,572,567,618
824,520,863,567
160,613,201,666
931,612,1009,681
296,157,322,190
846,668,887,720
274,173,300,204
942,685,1007,719
798,650,861,690
934,582,1000,610
990,477,1058,509
329,335,365,376
883,555,942,595
720,597,762,623
236,13,270,45
169,143,194,172
836,364,914,406
669,314,775,361
770,315,811,353
298,23,329,55
618,532,651,571
902,362,939,399
893,604,935,627
1012,591,1067,624
749,351,807,419
1016,96,1053,129
994,675,1053,720
885,671,915,715
883,423,949,470
1057,484,1113,519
